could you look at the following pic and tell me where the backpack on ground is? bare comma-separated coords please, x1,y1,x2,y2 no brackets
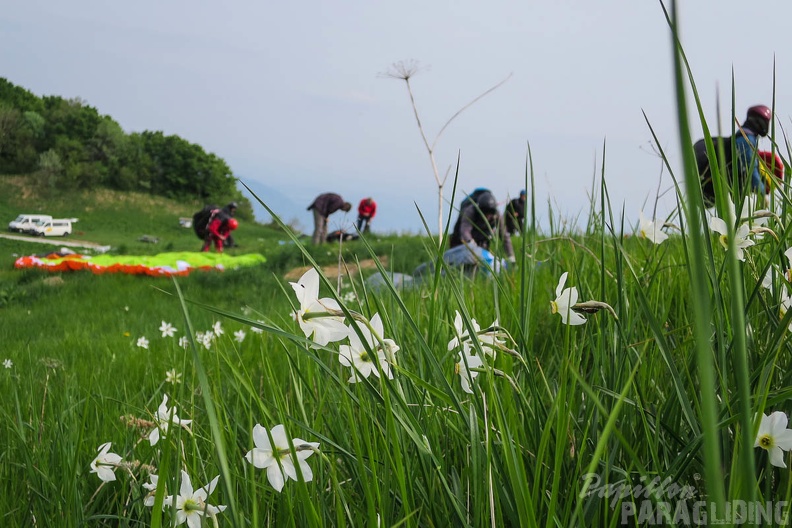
192,205,222,240
694,136,734,205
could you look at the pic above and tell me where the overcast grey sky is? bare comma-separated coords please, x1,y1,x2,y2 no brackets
3,1,791,234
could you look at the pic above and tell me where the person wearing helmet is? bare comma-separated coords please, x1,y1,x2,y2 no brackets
202,214,238,253
695,105,773,206
222,202,239,248
736,105,773,199
504,190,527,235
449,189,515,262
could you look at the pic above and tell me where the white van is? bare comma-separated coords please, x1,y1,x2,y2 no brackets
32,219,74,237
8,214,52,233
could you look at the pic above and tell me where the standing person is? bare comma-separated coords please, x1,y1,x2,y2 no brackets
222,202,238,248
695,104,773,205
202,216,238,253
504,190,526,235
735,105,772,204
307,193,352,245
450,189,515,263
356,197,377,233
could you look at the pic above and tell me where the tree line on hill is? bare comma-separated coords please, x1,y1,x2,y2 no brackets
0,78,251,218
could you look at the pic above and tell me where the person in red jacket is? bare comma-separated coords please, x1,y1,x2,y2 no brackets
202,216,238,253
307,193,352,245
356,197,377,233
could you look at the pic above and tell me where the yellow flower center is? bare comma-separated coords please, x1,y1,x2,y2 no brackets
718,234,729,250
758,434,773,449
183,498,201,512
550,301,558,314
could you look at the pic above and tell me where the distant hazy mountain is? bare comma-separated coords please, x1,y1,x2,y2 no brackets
237,178,308,232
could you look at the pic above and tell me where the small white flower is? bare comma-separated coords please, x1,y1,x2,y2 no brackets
447,311,502,358
755,411,792,468
638,211,669,244
166,471,226,527
338,313,399,383
148,394,192,446
234,330,246,343
447,311,481,354
290,268,348,348
3,359,12,369
212,321,224,336
245,424,320,492
251,323,264,335
198,331,214,350
341,291,356,303
550,272,586,325
178,336,190,349
137,336,150,350
709,217,755,261
142,474,166,507
165,369,182,385
90,442,122,482
159,321,177,338
456,351,484,394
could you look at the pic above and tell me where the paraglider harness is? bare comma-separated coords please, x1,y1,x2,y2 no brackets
192,205,230,240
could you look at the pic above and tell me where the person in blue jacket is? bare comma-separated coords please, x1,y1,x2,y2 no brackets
736,104,772,196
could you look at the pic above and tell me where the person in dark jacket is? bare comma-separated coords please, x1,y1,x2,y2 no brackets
450,189,515,262
504,190,526,235
307,193,352,245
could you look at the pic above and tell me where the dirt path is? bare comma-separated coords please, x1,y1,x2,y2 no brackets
0,233,111,252
284,256,389,281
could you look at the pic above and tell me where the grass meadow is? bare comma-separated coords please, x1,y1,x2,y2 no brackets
4,10,792,527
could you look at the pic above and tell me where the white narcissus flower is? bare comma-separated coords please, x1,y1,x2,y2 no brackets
167,471,226,528
245,424,320,493
234,330,246,343
211,321,224,336
3,359,12,369
551,272,586,325
142,474,169,507
762,266,779,291
638,212,669,244
447,311,502,358
290,268,348,347
755,411,792,468
447,311,481,354
338,313,399,383
708,217,755,261
456,351,484,394
251,322,264,335
165,369,182,385
159,321,177,338
90,442,122,482
148,394,192,446
779,288,792,332
178,336,189,349
137,336,150,349
197,331,214,350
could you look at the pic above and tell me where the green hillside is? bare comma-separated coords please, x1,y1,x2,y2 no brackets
0,78,253,217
